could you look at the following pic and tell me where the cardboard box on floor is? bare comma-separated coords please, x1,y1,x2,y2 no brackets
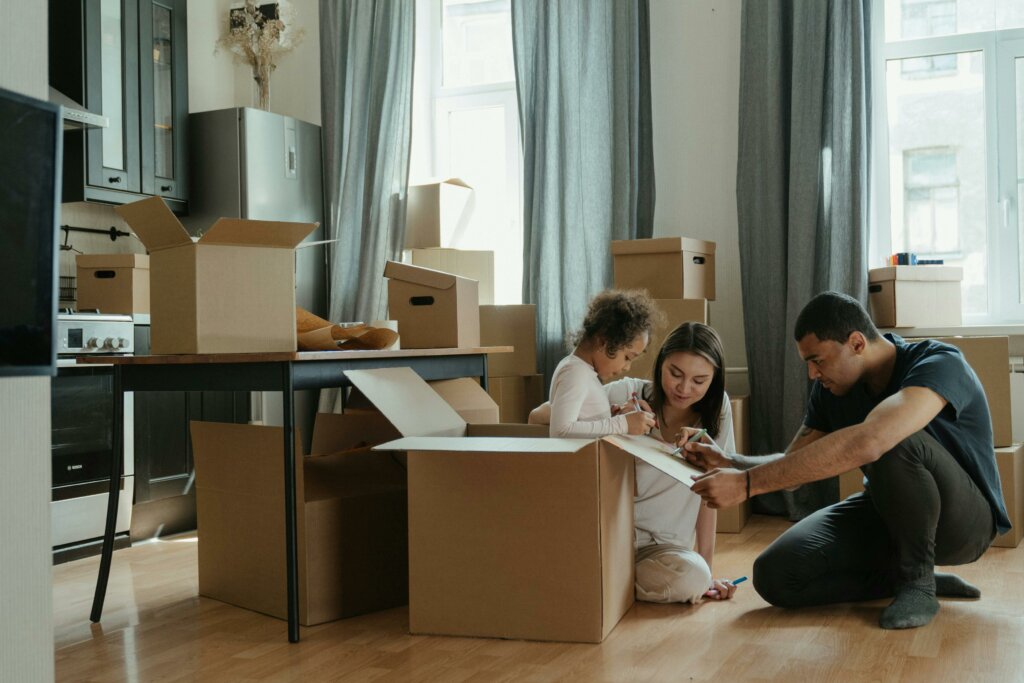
116,197,316,354
360,368,714,643
717,395,751,533
191,411,408,626
76,254,150,315
405,178,473,249
384,261,480,349
611,237,716,301
487,374,545,423
628,299,710,381
868,266,963,328
408,248,494,306
993,443,1023,549
480,304,538,377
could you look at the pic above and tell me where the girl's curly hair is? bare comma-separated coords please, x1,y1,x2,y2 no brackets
569,289,663,356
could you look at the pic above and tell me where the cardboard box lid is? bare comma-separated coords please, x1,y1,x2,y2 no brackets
310,411,402,455
116,196,316,252
428,378,500,424
76,253,150,269
384,260,474,291
611,236,716,256
377,436,593,453
868,265,964,283
601,434,703,488
346,367,467,437
411,177,472,190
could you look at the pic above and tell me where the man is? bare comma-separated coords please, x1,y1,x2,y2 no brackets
686,291,1009,629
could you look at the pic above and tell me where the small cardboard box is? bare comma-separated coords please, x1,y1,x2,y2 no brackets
486,374,545,424
717,395,751,533
480,304,538,377
992,443,1023,549
409,248,494,306
868,266,963,328
405,178,473,249
839,468,865,499
612,237,716,301
628,299,710,381
191,412,408,626
384,261,480,349
76,254,150,315
116,197,316,354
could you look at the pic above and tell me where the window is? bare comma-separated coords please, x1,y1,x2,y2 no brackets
410,0,523,304
871,0,1024,321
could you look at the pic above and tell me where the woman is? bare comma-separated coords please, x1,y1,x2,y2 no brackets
531,322,740,603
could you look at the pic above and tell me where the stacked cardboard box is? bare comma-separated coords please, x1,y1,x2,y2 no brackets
384,261,480,349
868,266,963,328
716,395,751,533
480,304,544,423
76,254,150,315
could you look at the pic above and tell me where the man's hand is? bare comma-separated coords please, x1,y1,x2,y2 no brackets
691,468,747,508
677,428,732,471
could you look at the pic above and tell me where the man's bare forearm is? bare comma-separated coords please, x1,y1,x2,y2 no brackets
729,452,785,469
749,424,879,496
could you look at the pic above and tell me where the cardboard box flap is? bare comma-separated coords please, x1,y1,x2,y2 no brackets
115,196,192,252
310,412,402,455
601,434,703,488
868,265,964,283
76,254,150,269
412,176,472,190
611,237,716,256
428,378,499,424
346,367,466,436
200,218,317,249
375,436,592,453
383,260,467,291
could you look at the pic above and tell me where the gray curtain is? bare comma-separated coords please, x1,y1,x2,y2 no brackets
512,0,655,384
319,0,415,325
736,0,871,519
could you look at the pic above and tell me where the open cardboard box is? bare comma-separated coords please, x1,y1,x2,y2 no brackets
353,368,706,643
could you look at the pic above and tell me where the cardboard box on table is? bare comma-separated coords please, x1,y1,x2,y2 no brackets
191,411,407,626
611,237,716,301
480,304,538,377
408,248,494,306
384,261,480,349
115,197,316,354
405,178,473,249
357,368,705,643
717,395,751,533
75,254,150,315
868,266,963,328
628,299,710,381
992,443,1024,548
487,374,545,424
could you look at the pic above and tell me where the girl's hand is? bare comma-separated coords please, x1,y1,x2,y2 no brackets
625,409,657,435
704,578,738,600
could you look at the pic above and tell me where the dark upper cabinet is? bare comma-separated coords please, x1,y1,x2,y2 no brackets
50,0,189,213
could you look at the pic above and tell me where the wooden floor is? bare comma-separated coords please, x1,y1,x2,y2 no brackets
54,516,1024,682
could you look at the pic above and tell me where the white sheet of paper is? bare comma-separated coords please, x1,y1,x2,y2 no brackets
602,434,705,488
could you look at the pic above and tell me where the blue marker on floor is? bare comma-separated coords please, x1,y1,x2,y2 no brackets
732,576,748,586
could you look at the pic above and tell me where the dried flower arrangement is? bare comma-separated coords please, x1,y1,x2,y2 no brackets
217,1,305,111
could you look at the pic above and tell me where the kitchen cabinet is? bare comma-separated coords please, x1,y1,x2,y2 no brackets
50,0,189,213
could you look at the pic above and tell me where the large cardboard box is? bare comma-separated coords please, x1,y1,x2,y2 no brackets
384,261,480,349
611,237,716,301
992,443,1023,549
868,266,963,328
358,368,706,643
405,178,473,249
628,299,710,381
116,197,316,354
480,304,537,377
487,374,545,424
76,254,150,315
191,412,408,626
409,248,494,305
717,395,751,533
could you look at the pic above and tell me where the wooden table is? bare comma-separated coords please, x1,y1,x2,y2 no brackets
81,346,511,643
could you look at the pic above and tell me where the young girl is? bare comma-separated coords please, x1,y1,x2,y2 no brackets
548,289,660,438
535,321,739,604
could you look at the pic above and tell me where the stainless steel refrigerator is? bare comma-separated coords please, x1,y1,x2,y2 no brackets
186,107,327,446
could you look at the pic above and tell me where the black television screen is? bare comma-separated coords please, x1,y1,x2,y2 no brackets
0,87,61,376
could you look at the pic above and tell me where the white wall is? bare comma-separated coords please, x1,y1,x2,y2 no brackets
649,0,747,393
0,0,56,679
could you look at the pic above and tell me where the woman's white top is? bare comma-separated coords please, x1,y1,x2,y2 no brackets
548,354,629,437
604,377,735,550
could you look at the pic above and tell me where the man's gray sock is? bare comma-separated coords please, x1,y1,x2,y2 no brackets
879,584,939,630
935,572,981,599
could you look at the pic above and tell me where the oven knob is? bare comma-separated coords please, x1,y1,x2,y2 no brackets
103,338,115,350
86,338,101,349
116,337,130,349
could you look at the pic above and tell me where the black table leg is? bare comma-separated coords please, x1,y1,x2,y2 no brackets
90,365,124,622
282,363,300,642
480,355,489,391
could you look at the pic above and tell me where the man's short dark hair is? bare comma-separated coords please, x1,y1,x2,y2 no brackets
793,291,880,343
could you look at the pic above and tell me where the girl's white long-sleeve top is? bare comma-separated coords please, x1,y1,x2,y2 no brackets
548,354,629,437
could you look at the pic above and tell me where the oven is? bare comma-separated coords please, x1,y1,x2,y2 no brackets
52,313,134,563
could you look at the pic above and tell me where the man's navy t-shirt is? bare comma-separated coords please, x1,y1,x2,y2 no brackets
804,333,1010,535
